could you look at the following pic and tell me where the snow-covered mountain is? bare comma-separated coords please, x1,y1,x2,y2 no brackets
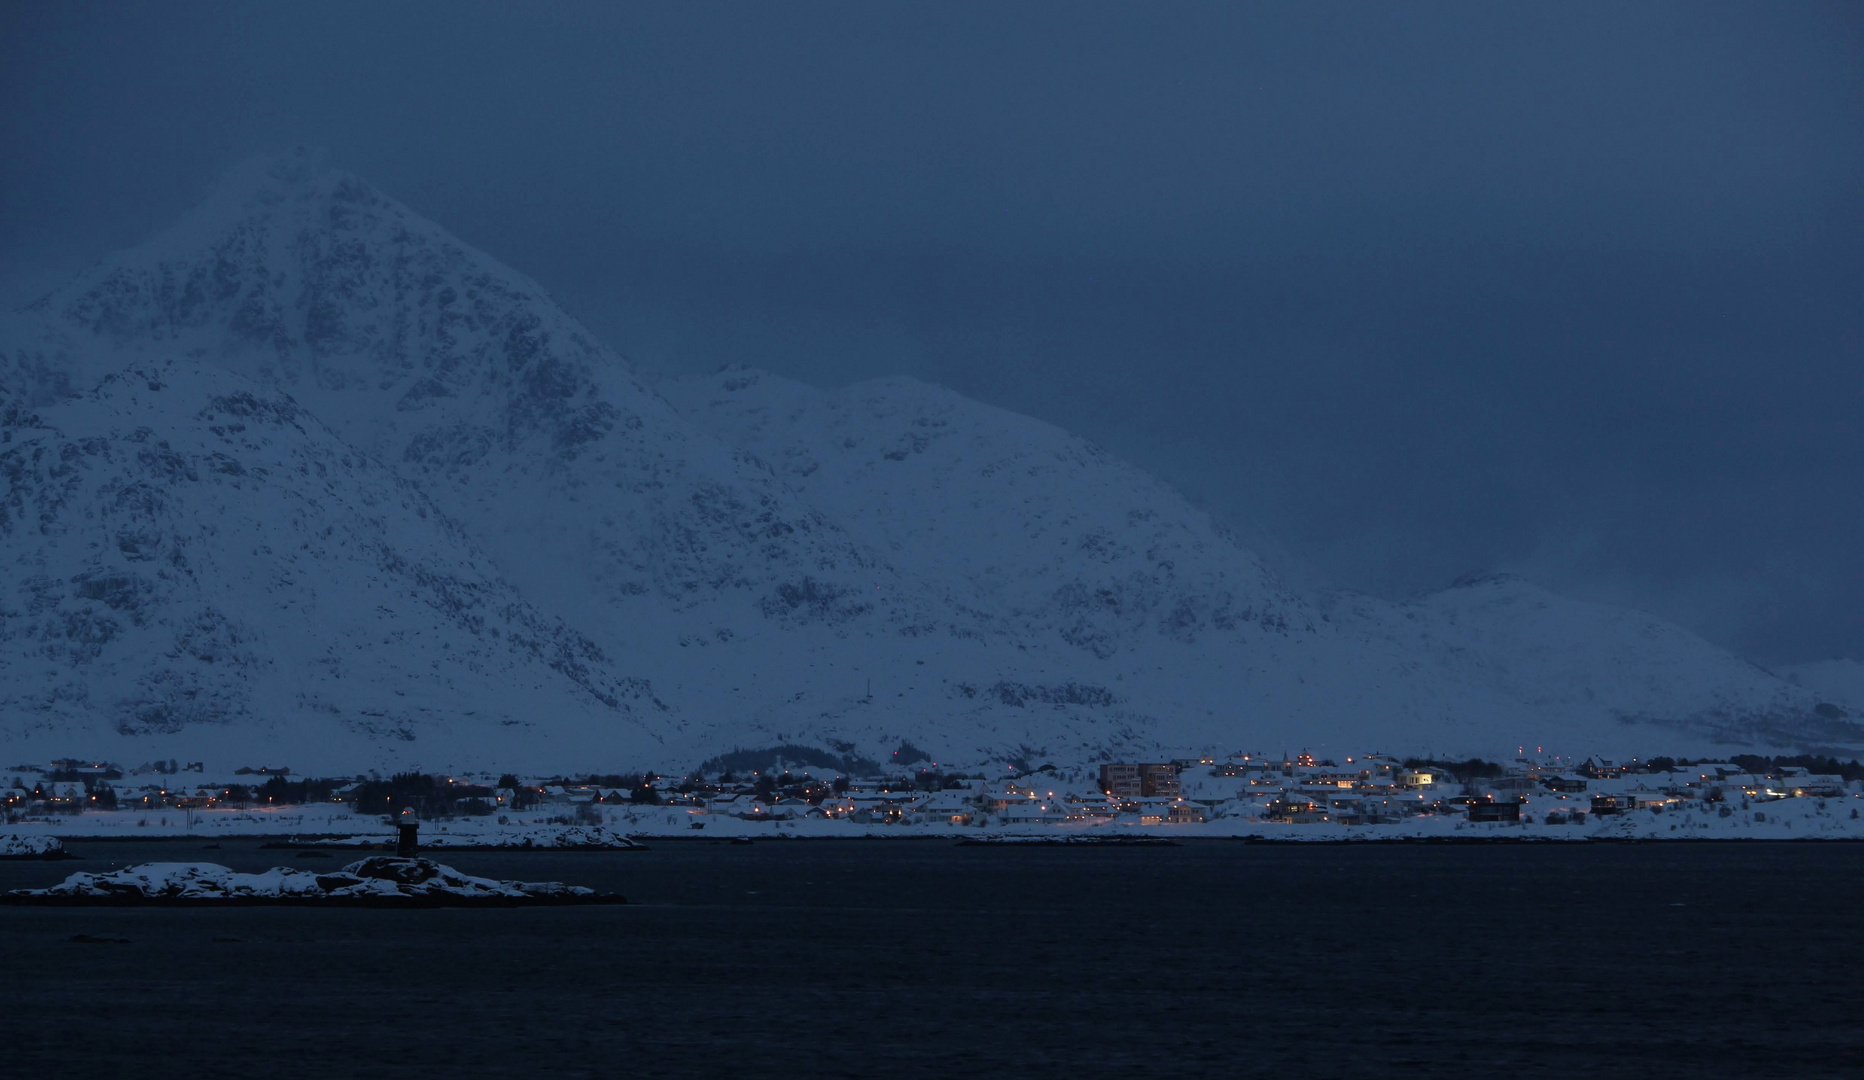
665,366,1861,759
7,149,1019,764
0,360,666,771
3,149,1855,771
1332,575,1856,753
660,367,1313,656
18,149,883,628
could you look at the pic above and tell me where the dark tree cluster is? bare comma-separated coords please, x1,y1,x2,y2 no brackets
47,764,123,782
1728,754,1864,782
254,775,341,804
743,770,836,805
907,769,968,792
1609,754,1864,780
497,774,542,809
1403,758,1506,781
350,772,496,818
552,773,648,789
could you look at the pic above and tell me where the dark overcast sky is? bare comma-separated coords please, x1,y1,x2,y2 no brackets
3,1,1861,664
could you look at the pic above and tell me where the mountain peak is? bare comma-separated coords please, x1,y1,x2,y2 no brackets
199,145,335,209
1441,571,1532,594
23,146,627,443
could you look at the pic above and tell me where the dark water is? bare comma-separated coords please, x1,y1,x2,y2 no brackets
2,839,1860,1077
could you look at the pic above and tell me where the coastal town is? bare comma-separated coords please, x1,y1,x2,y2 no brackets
6,749,1863,847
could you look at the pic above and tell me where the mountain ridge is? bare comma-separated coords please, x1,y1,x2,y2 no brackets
2,150,1854,770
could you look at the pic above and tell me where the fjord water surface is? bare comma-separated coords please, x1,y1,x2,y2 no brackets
2,839,1859,1077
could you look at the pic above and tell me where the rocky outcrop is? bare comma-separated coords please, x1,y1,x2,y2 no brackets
3,856,623,905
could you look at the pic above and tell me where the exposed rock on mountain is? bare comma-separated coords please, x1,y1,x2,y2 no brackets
0,359,664,771
667,367,1857,759
18,151,921,642
660,366,1312,658
11,150,1002,761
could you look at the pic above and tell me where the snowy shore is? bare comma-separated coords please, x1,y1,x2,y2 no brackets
7,791,1864,845
1,855,624,906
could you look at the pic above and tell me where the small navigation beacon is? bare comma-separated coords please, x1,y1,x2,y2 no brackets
396,807,420,857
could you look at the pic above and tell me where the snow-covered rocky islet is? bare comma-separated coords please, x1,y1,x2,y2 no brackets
2,855,625,906
0,833,68,859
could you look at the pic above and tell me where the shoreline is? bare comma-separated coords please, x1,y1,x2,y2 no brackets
14,831,1864,847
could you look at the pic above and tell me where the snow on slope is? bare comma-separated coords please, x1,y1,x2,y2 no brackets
1778,659,1864,715
8,150,1041,764
1335,575,1863,754
17,151,909,630
660,366,1312,657
666,367,1860,759
0,359,667,772
2,150,1853,769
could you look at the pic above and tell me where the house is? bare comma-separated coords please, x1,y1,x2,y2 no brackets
1098,764,1142,799
848,794,908,824
1783,776,1847,798
1138,764,1181,798
915,795,974,825
1579,757,1623,780
1467,799,1522,823
1001,799,1059,825
1334,803,1399,825
1396,769,1437,789
704,793,745,814
1061,796,1118,822
1167,802,1209,824
1590,794,1633,815
1541,775,1588,793
1266,795,1326,823
1097,762,1180,798
1364,759,1401,778
988,792,1039,814
36,779,85,800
